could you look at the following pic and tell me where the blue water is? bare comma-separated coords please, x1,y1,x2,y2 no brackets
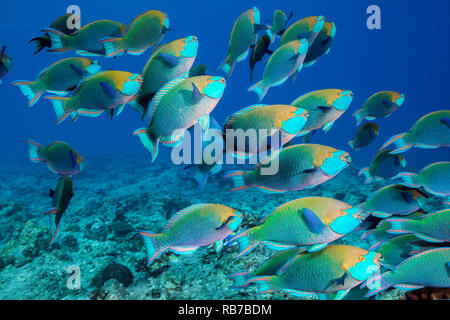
0,0,449,301
1,0,449,169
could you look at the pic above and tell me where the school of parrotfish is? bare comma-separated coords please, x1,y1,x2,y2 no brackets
2,7,449,300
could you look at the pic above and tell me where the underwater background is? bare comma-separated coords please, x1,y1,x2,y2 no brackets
0,0,449,299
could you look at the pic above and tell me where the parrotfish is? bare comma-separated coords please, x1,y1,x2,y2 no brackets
249,34,272,81
278,16,325,46
134,75,226,162
131,35,199,119
45,176,74,245
360,184,428,218
184,118,223,190
219,7,266,78
386,209,450,243
363,248,450,297
393,161,450,197
249,39,309,101
140,203,242,266
100,10,170,57
228,248,305,289
303,22,336,68
12,57,100,106
0,46,12,83
266,10,293,42
375,235,432,270
225,144,351,193
353,91,405,126
189,64,207,77
380,110,450,153
29,13,77,55
222,104,308,158
42,19,127,56
245,245,381,300
360,210,427,250
348,122,379,150
26,139,84,176
290,89,354,136
227,197,365,257
46,70,143,124
358,149,406,184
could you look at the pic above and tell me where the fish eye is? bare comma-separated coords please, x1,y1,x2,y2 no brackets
359,256,366,262
328,153,333,157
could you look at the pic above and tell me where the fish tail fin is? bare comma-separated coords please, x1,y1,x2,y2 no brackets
384,218,408,234
219,56,236,79
44,96,72,125
358,167,373,184
129,98,150,120
28,36,50,55
362,271,395,297
248,80,269,102
245,276,275,295
224,170,250,191
226,229,259,258
227,271,251,289
133,128,159,162
26,139,43,162
193,169,209,190
392,172,419,188
11,80,43,106
41,28,69,52
380,133,410,153
352,109,365,126
139,231,166,266
99,37,126,57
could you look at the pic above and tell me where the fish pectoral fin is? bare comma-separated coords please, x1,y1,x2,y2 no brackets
400,191,414,204
159,53,181,68
254,24,269,32
49,189,55,198
69,150,77,168
333,288,352,300
69,63,84,76
318,105,332,112
440,118,450,128
322,121,335,133
414,233,444,243
300,208,327,234
325,272,348,290
99,81,117,99
445,262,450,277
191,83,203,104
297,32,313,40
394,284,425,291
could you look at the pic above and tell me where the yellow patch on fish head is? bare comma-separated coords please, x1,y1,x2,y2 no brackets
194,76,226,99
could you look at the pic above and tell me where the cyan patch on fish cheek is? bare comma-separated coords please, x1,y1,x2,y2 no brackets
321,151,347,176
330,23,337,38
253,7,260,24
333,93,353,111
395,94,405,107
164,15,170,29
329,214,360,235
181,40,199,58
348,252,379,281
313,17,325,33
121,80,141,95
228,215,242,232
298,41,309,55
282,115,307,135
203,80,226,99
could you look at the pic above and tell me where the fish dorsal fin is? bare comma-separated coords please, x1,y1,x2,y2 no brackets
164,203,208,232
149,77,185,122
223,104,268,130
